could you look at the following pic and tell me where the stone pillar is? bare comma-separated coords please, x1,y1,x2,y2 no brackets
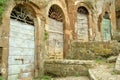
115,54,120,74
88,13,93,41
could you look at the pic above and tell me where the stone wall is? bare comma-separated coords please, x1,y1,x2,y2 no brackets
66,0,116,41
67,41,120,60
112,32,120,42
44,60,94,77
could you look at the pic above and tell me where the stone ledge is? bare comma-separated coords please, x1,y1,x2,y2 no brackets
45,59,95,65
88,69,97,80
44,59,95,77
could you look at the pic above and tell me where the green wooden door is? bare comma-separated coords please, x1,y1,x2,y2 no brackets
102,18,111,41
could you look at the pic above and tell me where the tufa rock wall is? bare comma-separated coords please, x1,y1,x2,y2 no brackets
67,41,120,60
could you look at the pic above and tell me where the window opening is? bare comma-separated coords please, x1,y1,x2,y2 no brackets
10,5,34,25
77,7,89,14
103,12,110,19
49,5,64,22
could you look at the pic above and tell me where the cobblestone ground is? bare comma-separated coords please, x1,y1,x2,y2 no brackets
52,76,89,80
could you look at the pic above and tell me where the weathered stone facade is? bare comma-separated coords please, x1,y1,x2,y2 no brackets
0,0,118,79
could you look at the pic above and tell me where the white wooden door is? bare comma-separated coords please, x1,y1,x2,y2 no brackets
77,13,88,42
48,18,63,59
8,19,35,80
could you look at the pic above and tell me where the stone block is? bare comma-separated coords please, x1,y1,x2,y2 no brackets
44,60,95,77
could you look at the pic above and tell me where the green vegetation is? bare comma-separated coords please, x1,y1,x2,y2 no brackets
40,75,51,80
0,0,30,24
44,32,49,41
111,71,118,75
0,0,7,24
0,76,5,80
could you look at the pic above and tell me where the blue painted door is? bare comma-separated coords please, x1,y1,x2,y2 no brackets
102,18,111,41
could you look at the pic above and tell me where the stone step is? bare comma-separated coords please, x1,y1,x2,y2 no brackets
88,65,120,80
52,76,89,80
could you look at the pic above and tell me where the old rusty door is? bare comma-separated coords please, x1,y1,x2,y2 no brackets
48,18,63,59
77,13,89,42
102,18,111,41
8,19,35,80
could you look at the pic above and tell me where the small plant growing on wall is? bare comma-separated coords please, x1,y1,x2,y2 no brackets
0,76,5,80
44,32,49,41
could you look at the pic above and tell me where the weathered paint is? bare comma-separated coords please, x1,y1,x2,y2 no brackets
102,18,111,41
48,18,63,59
8,19,35,80
77,13,88,42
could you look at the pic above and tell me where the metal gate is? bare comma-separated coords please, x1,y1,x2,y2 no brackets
102,18,111,41
48,18,63,59
8,19,35,80
77,13,88,42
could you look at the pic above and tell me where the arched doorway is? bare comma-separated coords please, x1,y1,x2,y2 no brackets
101,12,112,41
8,4,35,80
77,6,89,42
47,5,64,59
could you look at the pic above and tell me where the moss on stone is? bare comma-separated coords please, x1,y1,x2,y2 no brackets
0,0,7,24
67,41,120,60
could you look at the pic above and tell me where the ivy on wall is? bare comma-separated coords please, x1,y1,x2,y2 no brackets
0,0,7,24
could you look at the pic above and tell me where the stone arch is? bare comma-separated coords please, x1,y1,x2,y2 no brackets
1,1,41,80
10,4,35,25
46,1,68,24
76,2,92,15
48,4,65,22
76,2,93,41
